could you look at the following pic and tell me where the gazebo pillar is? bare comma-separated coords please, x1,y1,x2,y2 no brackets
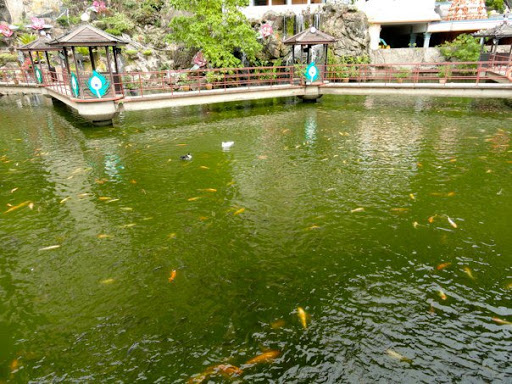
89,47,96,71
105,46,115,96
71,46,83,99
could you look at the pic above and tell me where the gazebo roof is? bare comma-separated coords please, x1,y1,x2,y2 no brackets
283,27,337,46
49,24,127,47
473,22,512,39
18,36,61,51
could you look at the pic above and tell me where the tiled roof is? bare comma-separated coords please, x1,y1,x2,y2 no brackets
473,22,512,38
445,0,487,21
284,27,337,45
18,37,61,51
49,24,127,47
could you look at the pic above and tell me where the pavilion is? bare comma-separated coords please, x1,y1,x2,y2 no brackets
283,27,336,65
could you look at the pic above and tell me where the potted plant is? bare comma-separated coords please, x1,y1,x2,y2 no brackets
438,66,451,84
122,75,138,96
339,65,350,83
205,71,216,90
394,68,410,83
180,73,191,91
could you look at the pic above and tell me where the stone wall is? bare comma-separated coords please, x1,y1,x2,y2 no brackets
1,0,62,24
371,48,445,65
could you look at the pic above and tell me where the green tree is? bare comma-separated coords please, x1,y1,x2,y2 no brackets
485,0,505,12
439,34,481,62
167,0,261,68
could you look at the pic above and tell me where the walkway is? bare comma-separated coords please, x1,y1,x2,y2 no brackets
1,60,511,124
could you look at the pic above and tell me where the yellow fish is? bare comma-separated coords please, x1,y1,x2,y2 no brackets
10,187,18,193
412,221,419,229
119,223,136,228
97,234,112,239
120,207,133,211
492,317,512,325
168,233,177,239
447,216,457,229
438,289,447,300
106,199,120,203
28,202,34,210
4,200,31,214
245,350,280,365
100,278,115,284
234,208,245,215
38,245,61,251
10,358,19,373
409,193,415,200
168,270,177,283
188,197,201,201
351,207,364,213
446,191,456,197
199,188,217,193
130,179,137,184
463,267,475,280
270,319,286,329
385,349,412,363
307,225,321,230
60,197,71,204
98,196,112,201
297,307,308,329
506,282,512,290
77,193,91,198
428,216,436,223
199,166,209,170
436,262,451,271
258,155,268,160
391,208,409,213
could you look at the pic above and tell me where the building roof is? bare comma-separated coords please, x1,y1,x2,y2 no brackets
445,0,487,21
473,22,512,38
49,24,127,47
283,27,337,46
18,37,61,51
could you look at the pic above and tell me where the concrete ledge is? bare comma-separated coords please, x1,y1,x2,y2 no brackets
119,85,305,112
0,83,42,95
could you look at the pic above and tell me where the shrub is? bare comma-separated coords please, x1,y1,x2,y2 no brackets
0,53,18,66
17,33,37,46
101,13,135,35
106,28,122,36
142,49,152,56
124,49,138,59
439,34,480,62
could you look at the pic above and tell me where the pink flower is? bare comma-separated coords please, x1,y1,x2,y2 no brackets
31,17,45,30
260,23,273,38
92,1,107,13
0,25,13,38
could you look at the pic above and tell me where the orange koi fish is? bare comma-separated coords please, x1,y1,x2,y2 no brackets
271,319,286,329
492,317,512,325
4,200,31,214
386,349,412,363
438,289,447,300
436,262,452,271
297,307,308,329
245,350,280,365
168,270,177,283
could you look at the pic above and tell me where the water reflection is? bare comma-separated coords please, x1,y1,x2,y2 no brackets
0,95,510,383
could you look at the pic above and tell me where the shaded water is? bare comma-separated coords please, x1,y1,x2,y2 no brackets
0,94,511,383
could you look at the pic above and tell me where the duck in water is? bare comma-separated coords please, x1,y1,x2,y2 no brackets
180,153,192,160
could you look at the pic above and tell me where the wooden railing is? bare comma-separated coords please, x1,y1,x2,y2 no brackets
1,60,511,102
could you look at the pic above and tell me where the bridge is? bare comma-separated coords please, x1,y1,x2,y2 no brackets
1,60,511,125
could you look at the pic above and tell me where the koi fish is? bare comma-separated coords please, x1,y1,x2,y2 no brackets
176,143,188,146
297,307,307,329
168,233,177,239
463,267,475,280
38,245,61,251
188,364,242,384
258,155,268,160
234,208,245,215
198,188,217,193
10,359,19,373
130,179,137,184
10,187,18,193
98,196,112,201
391,208,409,212
245,350,280,365
307,225,320,230
168,270,177,283
413,221,419,228
271,319,286,329
106,199,120,203
77,193,91,198
436,262,451,271
28,202,34,210
188,197,201,201
428,216,435,223
119,223,136,228
506,282,512,290
4,200,31,214
199,166,209,170
447,216,457,228
446,191,456,197
409,193,415,200
492,317,512,325
100,278,115,284
438,289,447,300
60,197,71,204
351,207,364,213
386,349,412,363
97,234,112,239
120,207,133,211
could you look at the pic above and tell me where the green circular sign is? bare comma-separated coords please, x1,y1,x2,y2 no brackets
34,67,43,84
70,72,80,98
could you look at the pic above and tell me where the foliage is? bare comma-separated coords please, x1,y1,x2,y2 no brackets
142,49,153,56
485,0,505,12
17,33,37,46
438,65,452,78
439,34,480,62
100,13,135,35
167,0,261,68
106,28,122,36
0,53,18,66
133,0,165,25
394,68,410,79
124,49,139,59
76,47,89,56
57,15,81,27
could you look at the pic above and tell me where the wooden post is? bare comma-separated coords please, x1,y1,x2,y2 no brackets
28,51,36,82
62,47,70,75
89,47,96,71
105,46,115,97
112,47,120,74
71,46,83,99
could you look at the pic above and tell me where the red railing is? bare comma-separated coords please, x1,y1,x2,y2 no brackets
1,61,511,102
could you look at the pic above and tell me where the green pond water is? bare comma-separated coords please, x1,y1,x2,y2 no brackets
0,94,511,383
